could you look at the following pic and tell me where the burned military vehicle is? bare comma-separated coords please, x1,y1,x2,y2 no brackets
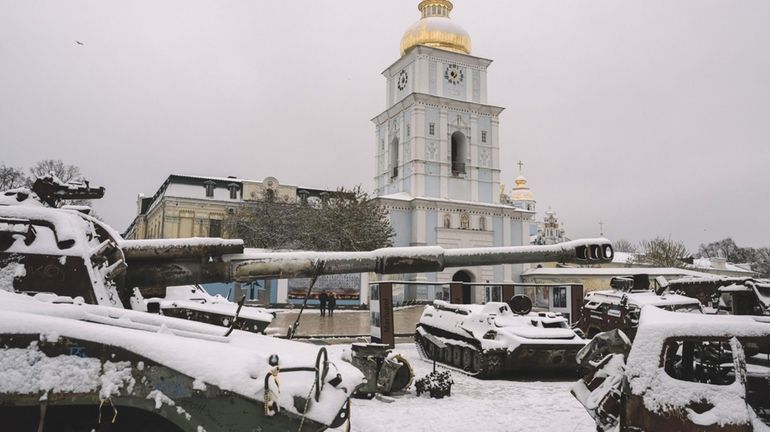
415,297,588,377
668,276,770,317
575,274,702,340
572,306,770,431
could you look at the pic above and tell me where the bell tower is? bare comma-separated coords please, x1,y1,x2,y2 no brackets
372,0,504,204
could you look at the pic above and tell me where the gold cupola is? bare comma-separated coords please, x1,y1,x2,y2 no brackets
400,0,472,56
510,175,535,202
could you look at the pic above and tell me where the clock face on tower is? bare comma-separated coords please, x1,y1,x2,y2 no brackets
397,70,408,91
444,64,464,85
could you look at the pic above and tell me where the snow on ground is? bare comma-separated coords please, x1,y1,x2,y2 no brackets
327,343,596,432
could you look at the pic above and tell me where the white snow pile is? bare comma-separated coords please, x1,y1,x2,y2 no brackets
0,341,134,398
626,306,770,427
0,262,25,292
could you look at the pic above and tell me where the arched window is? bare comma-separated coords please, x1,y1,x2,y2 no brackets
460,213,470,229
443,214,451,228
451,131,466,175
479,216,486,231
390,137,399,178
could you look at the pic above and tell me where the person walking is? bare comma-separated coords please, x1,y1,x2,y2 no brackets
319,290,328,317
328,292,337,317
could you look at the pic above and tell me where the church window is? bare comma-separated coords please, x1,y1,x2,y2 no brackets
204,181,215,198
265,188,275,201
406,124,410,137
390,137,399,178
451,131,467,175
429,123,435,136
228,183,239,200
481,131,487,143
443,214,451,228
460,213,470,229
479,216,486,231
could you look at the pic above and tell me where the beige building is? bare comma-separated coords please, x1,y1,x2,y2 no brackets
124,174,331,240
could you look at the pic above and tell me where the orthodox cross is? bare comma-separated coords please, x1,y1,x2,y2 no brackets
599,220,604,237
517,160,524,174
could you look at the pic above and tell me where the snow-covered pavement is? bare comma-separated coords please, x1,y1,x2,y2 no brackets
328,343,596,432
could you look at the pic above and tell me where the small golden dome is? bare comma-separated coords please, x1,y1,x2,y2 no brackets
510,175,535,201
400,0,471,56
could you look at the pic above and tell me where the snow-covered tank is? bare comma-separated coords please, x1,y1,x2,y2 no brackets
415,299,588,377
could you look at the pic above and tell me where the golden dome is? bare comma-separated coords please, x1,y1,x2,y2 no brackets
400,0,471,56
510,175,535,201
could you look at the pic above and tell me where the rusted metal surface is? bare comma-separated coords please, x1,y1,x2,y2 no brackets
573,325,770,431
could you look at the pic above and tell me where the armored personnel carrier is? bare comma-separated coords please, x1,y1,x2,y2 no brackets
415,298,588,377
139,285,276,334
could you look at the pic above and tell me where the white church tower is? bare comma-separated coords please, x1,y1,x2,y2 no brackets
373,0,534,301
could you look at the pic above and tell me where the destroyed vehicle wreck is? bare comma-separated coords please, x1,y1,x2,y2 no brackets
572,306,770,431
415,297,588,377
669,276,770,317
0,290,361,431
576,274,702,339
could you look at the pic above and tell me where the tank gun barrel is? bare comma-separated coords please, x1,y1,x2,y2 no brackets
122,238,612,287
227,238,613,281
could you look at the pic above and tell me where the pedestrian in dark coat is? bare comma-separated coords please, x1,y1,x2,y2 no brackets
319,290,328,317
328,292,337,317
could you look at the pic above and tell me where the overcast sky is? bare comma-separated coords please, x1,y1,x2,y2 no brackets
1,0,768,250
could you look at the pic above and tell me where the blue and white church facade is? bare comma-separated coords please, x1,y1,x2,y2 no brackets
372,0,534,299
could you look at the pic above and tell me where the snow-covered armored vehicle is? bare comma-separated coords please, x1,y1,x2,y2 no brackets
0,289,362,431
668,276,770,317
139,285,276,334
572,306,770,431
576,274,702,339
415,298,588,377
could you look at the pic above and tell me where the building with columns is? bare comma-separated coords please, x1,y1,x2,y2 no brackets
373,0,534,299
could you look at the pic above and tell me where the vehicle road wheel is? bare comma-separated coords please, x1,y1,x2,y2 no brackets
452,345,463,367
462,347,473,371
442,346,452,365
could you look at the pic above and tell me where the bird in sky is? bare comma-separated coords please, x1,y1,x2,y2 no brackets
75,41,84,46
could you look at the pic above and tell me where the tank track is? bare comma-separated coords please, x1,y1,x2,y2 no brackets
414,325,506,379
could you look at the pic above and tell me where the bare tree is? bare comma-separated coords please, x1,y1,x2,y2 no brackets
612,239,638,253
226,186,394,251
698,238,770,278
0,163,29,190
638,237,690,268
29,159,82,184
